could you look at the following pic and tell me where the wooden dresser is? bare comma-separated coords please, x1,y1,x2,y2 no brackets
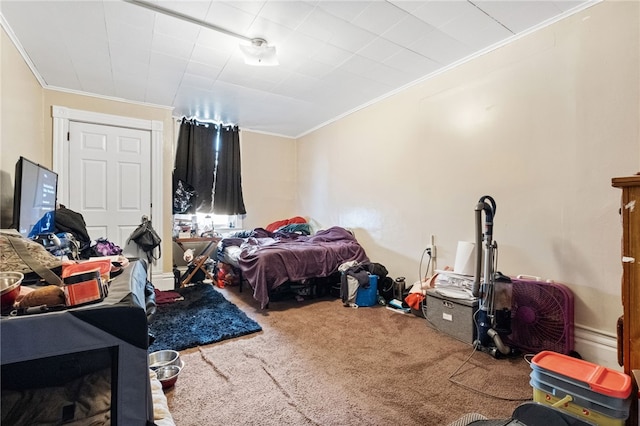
612,175,640,426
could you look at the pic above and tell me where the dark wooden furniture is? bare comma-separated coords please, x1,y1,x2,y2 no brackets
612,175,640,426
174,236,221,286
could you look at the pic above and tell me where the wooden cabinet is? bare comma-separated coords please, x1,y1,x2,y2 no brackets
612,175,640,426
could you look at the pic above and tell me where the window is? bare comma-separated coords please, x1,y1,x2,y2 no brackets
173,213,242,238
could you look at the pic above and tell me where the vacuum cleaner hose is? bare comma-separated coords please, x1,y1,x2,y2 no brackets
487,328,511,355
473,206,482,298
473,195,497,298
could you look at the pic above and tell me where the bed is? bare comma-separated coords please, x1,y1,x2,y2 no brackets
217,226,369,308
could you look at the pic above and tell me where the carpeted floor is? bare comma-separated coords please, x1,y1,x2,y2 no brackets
148,283,262,353
164,287,535,425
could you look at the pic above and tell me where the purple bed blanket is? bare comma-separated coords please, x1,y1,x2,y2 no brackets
236,226,368,308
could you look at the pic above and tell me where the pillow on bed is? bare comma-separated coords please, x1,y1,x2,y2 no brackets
265,216,306,232
275,223,311,235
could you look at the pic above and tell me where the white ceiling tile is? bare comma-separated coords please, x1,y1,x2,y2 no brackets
353,1,410,34
52,2,107,40
277,33,326,60
65,35,110,65
110,46,151,75
151,33,196,60
273,72,319,99
409,28,473,65
153,13,202,41
316,1,373,23
179,72,217,91
148,52,189,79
384,48,440,78
104,1,156,28
383,14,437,48
106,19,153,47
245,16,294,45
439,5,513,48
340,54,379,76
204,2,255,35
195,30,238,53
151,1,213,19
216,62,281,93
145,81,179,105
1,0,593,137
327,21,377,54
258,1,316,30
363,63,414,88
190,44,234,68
222,1,267,16
113,76,147,101
388,1,425,14
296,8,343,43
287,57,334,79
357,37,404,63
310,44,353,68
185,61,222,80
411,1,474,29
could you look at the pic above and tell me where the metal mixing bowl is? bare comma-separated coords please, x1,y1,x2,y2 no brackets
156,364,181,389
149,349,180,369
0,272,24,312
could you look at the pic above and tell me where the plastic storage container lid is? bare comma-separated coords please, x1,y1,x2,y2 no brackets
531,351,631,399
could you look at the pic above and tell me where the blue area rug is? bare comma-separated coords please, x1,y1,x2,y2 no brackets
149,283,262,352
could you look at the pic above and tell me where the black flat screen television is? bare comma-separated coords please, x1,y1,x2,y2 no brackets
12,156,58,237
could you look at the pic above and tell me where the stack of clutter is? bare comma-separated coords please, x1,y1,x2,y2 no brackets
530,351,632,425
432,271,476,301
431,241,477,301
405,241,479,312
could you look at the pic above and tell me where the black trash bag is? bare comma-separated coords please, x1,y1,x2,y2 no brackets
173,179,196,214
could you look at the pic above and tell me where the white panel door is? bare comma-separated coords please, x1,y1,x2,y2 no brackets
68,121,151,256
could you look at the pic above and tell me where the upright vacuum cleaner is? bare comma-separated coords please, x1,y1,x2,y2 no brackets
472,195,515,358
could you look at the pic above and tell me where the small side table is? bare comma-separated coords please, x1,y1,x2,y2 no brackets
174,236,221,287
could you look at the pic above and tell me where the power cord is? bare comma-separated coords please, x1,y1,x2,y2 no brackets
447,308,531,402
418,246,432,284
448,344,532,402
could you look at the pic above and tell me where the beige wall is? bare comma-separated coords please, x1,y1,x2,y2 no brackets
239,130,297,231
297,1,639,339
0,28,45,227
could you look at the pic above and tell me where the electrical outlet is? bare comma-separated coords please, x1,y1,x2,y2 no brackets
429,244,437,259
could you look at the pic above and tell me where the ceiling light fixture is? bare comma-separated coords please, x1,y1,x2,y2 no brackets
123,0,278,67
239,38,279,66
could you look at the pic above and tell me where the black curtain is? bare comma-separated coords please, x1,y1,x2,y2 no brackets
173,118,246,215
173,118,216,213
213,126,246,215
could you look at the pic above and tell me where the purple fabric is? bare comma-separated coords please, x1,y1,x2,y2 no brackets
237,226,368,308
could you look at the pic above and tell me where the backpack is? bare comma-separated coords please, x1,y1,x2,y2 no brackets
127,216,162,263
54,206,91,251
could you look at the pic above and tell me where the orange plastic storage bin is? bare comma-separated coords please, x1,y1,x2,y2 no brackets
530,351,632,425
531,351,631,400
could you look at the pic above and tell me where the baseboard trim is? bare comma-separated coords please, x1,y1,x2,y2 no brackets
573,323,620,370
151,271,176,291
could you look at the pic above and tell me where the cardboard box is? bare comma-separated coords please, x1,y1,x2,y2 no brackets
425,288,478,344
